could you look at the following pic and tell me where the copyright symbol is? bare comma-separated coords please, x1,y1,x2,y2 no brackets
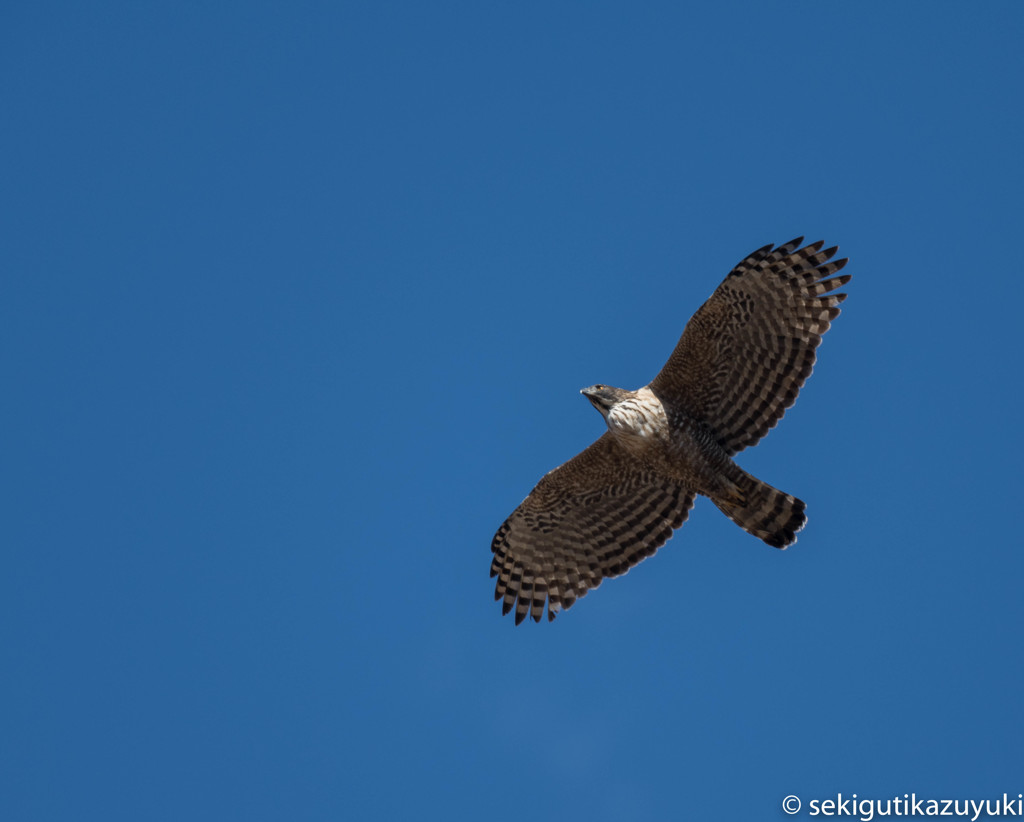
782,795,801,814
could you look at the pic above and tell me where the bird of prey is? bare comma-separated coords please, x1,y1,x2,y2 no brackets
490,237,850,624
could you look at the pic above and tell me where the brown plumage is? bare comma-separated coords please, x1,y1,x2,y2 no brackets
491,238,850,624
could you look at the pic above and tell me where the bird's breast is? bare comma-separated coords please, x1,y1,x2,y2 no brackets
606,388,670,453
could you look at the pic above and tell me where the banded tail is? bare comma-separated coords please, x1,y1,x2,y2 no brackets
713,470,806,549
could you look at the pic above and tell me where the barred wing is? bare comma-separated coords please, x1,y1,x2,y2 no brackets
649,238,850,456
490,433,695,624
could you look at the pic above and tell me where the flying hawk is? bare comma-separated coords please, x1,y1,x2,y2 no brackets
490,238,850,624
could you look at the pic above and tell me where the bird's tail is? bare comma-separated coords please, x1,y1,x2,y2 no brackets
712,469,806,549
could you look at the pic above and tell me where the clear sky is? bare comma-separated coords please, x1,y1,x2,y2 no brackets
3,3,1023,820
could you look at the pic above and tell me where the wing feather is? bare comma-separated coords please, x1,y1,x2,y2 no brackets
490,434,695,624
649,239,850,455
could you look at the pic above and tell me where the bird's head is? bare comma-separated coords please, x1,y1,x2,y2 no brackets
580,384,632,419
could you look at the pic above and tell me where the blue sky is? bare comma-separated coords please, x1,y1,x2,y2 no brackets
3,3,1023,820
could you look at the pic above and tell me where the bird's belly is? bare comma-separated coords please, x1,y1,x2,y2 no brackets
661,415,737,493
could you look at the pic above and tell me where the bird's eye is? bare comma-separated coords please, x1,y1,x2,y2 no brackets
594,384,604,390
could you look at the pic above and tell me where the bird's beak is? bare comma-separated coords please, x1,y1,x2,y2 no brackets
580,386,603,409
